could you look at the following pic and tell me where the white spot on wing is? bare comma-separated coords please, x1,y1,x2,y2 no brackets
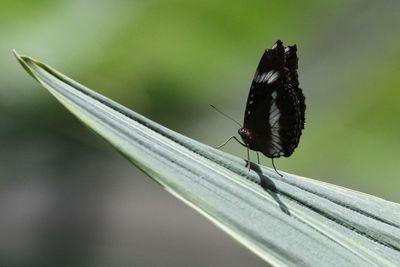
255,70,280,84
259,73,267,83
269,102,280,127
268,98,281,154
268,71,279,84
271,90,277,99
264,71,273,82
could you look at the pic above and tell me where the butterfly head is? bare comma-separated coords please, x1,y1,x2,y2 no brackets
238,127,254,147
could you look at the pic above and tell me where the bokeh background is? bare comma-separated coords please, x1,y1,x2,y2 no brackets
1,0,400,266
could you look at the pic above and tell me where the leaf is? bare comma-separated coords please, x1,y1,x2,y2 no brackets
14,50,400,266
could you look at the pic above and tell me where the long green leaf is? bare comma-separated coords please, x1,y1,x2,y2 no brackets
14,51,400,266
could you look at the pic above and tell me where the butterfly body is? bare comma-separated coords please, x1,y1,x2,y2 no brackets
239,40,305,159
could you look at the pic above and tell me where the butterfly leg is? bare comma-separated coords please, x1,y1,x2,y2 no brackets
215,136,246,149
271,158,283,177
215,136,251,171
256,152,260,164
245,146,251,171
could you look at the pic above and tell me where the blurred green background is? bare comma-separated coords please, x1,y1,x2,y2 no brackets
1,0,400,266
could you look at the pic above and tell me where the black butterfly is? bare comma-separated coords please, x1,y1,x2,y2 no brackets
215,40,305,176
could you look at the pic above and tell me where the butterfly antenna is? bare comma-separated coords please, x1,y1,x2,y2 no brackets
271,158,283,177
210,105,242,127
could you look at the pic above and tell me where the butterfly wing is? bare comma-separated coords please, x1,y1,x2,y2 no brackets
282,45,306,155
242,40,305,158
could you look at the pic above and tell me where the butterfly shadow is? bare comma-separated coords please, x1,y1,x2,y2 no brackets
248,162,291,216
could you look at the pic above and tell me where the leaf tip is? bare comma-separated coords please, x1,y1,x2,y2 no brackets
12,49,24,63
13,50,40,82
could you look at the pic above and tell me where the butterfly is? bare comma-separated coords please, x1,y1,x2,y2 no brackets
215,40,305,176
